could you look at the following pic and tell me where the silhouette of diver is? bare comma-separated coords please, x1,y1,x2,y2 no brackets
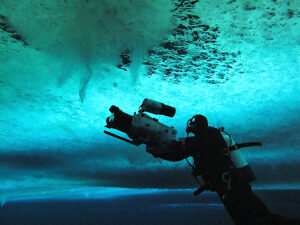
146,115,300,225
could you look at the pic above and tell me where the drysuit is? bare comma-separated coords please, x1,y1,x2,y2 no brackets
146,126,298,225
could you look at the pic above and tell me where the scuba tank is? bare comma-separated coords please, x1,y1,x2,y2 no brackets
221,131,248,169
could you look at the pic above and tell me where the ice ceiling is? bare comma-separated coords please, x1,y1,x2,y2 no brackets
0,0,299,202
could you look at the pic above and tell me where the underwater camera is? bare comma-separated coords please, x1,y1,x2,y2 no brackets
104,98,177,146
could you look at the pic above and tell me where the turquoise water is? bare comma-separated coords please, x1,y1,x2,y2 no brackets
0,0,299,211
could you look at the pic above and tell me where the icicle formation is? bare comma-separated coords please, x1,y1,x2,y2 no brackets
1,0,173,101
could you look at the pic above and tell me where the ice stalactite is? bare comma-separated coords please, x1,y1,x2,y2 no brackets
0,196,6,207
0,0,173,100
79,63,92,103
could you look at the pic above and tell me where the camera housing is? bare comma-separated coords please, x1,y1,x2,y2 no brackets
104,99,177,146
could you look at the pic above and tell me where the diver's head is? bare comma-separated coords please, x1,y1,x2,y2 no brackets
186,114,208,136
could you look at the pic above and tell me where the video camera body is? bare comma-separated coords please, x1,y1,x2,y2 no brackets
105,99,177,146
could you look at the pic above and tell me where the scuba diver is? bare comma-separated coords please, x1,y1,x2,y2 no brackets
105,99,300,225
145,115,300,225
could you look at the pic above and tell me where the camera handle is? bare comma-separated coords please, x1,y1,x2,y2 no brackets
104,130,142,146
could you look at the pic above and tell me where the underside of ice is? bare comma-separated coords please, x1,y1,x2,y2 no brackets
0,0,299,200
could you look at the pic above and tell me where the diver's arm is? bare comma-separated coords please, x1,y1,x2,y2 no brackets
146,136,202,162
146,138,191,162
146,139,188,161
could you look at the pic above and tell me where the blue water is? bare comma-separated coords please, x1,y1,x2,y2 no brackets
1,190,299,225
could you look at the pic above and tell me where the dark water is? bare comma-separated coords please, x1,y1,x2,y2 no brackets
0,190,299,225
